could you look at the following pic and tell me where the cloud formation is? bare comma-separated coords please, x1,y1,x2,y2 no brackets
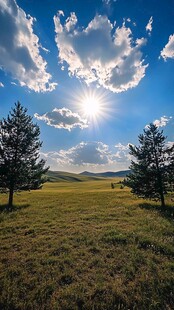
34,108,88,131
114,143,131,162
166,141,174,148
102,0,117,5
0,0,57,92
160,34,174,60
41,141,132,172
63,142,112,165
145,116,172,129
42,142,113,168
153,116,172,127
54,12,147,93
0,82,4,87
146,16,153,35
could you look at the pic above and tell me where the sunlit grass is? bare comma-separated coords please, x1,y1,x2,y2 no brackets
0,179,174,309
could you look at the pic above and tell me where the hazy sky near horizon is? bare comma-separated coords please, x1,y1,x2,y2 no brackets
0,0,174,173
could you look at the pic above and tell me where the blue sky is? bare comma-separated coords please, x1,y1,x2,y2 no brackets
0,0,174,173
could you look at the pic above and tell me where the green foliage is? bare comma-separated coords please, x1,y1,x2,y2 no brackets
111,182,115,189
0,180,174,309
124,123,174,207
0,102,48,207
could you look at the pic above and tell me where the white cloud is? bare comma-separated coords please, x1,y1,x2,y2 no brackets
34,108,88,131
41,141,132,172
114,143,131,162
0,0,57,92
153,116,172,128
166,141,174,148
64,142,112,165
160,34,174,60
102,0,117,4
146,16,153,35
0,82,4,87
65,12,77,32
39,44,50,53
42,142,112,167
54,12,147,93
11,81,18,86
115,143,129,151
40,151,67,170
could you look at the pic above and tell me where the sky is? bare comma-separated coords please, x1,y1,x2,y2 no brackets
0,0,174,173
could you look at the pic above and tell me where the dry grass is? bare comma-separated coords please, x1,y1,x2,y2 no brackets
0,179,174,309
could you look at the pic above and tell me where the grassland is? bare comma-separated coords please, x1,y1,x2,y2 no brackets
46,170,105,182
0,179,174,309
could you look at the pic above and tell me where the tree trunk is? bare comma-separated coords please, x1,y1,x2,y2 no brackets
8,187,14,210
160,191,165,208
152,135,166,208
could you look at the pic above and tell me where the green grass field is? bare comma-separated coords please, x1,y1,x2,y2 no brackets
0,179,174,309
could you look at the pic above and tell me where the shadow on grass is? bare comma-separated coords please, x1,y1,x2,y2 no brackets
139,203,174,221
0,204,30,213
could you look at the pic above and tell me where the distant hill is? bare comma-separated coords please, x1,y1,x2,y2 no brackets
79,170,131,178
46,170,131,182
46,170,104,182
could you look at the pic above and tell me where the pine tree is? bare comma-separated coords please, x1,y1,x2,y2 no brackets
167,142,174,191
0,102,49,209
124,123,174,207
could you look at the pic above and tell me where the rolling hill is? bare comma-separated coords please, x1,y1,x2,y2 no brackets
46,170,130,182
46,170,104,182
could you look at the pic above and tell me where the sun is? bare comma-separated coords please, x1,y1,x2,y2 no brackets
82,96,100,117
70,86,114,126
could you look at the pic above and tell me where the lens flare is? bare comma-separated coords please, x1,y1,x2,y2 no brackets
67,86,115,128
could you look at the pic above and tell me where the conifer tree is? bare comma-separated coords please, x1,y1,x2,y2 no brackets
125,123,174,207
0,102,49,208
167,142,174,191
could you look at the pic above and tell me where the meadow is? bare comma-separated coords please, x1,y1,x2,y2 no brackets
0,178,174,309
